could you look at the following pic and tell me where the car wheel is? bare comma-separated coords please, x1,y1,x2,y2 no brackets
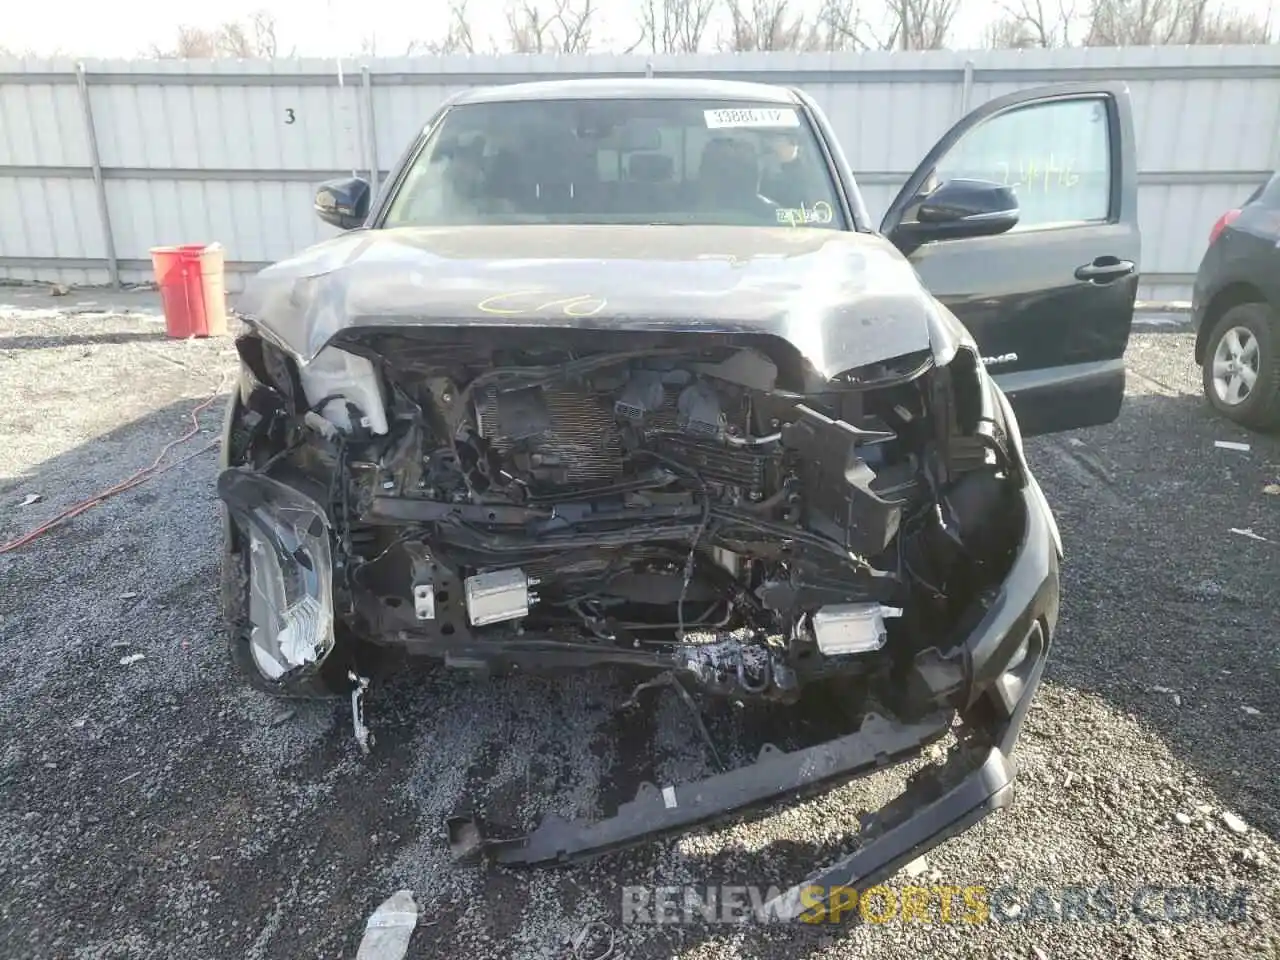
219,517,353,699
1201,302,1280,430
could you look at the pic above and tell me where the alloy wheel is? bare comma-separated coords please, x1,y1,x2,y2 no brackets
1211,325,1260,406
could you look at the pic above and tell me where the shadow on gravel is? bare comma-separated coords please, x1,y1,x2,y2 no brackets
1130,319,1196,335
0,330,170,351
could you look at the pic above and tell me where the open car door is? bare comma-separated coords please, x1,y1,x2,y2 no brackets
880,83,1140,437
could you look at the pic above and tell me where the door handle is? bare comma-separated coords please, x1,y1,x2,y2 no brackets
1075,258,1136,283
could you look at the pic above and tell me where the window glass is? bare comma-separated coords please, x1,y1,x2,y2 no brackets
1252,171,1280,207
382,99,846,230
934,98,1112,229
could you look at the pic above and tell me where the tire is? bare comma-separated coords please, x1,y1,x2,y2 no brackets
219,514,353,699
1200,302,1280,431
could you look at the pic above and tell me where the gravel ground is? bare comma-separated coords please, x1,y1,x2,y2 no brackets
0,293,1277,960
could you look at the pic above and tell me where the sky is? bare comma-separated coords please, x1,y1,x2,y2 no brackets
4,0,1272,59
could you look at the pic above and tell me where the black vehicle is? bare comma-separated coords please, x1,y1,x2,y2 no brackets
220,78,1140,903
1192,171,1280,429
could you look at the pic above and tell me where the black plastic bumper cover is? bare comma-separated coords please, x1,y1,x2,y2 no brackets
449,711,953,866
448,479,1058,897
763,746,1015,920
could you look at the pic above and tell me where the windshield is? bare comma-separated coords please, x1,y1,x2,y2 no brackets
382,98,847,230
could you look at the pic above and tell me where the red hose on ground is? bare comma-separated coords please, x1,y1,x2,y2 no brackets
0,386,225,555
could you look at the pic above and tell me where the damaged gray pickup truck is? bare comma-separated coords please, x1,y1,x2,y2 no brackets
219,78,1140,910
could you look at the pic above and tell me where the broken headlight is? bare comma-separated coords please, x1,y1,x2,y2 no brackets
217,469,336,680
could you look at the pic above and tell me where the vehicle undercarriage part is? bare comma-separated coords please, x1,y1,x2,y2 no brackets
810,602,903,656
446,710,953,864
221,330,1024,707
449,729,1019,912
764,746,1015,920
349,670,374,754
412,583,435,620
619,670,725,772
445,476,1058,882
465,568,535,626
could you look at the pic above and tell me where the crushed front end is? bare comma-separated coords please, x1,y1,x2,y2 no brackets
219,321,1060,892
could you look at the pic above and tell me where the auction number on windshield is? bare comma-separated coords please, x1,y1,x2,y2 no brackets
703,108,800,129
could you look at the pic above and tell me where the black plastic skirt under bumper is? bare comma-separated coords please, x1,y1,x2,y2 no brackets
762,746,1015,920
448,710,955,866
448,482,1060,893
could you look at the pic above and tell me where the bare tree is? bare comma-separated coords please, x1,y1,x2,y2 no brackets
408,0,478,53
155,26,217,58
553,0,597,50
219,13,278,58
152,11,284,58
504,0,596,53
1084,0,1178,43
984,17,1038,43
506,2,556,51
505,5,538,50
722,0,811,50
803,0,877,49
881,0,961,48
637,0,718,52
249,11,279,56
986,0,1077,45
1194,4,1274,40
2,44,80,57
718,0,881,52
1084,0,1272,43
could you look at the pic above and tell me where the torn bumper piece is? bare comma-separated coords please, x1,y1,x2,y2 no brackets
450,726,1016,926
447,711,953,866
217,468,337,682
763,746,1014,921
449,481,1059,900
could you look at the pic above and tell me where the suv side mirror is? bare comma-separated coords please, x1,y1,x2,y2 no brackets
315,177,371,230
893,178,1019,246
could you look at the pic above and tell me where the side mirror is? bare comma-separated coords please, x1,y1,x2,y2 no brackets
315,177,371,230
894,178,1019,245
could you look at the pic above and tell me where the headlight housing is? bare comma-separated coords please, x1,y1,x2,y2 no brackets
218,469,336,681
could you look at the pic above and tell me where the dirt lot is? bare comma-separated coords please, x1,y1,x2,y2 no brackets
1,290,1277,960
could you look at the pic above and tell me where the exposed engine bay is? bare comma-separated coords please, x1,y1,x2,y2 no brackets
225,329,1024,704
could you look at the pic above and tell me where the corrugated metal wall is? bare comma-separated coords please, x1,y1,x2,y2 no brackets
1,45,1278,300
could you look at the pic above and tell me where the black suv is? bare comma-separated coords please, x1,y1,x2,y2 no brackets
1192,172,1280,429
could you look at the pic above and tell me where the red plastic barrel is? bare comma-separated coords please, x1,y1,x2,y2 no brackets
150,243,228,338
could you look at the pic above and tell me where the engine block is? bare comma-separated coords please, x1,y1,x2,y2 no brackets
475,377,763,483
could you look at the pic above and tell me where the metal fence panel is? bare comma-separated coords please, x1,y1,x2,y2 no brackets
1,46,1278,300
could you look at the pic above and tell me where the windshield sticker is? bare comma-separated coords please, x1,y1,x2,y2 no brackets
776,202,834,227
704,108,801,130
